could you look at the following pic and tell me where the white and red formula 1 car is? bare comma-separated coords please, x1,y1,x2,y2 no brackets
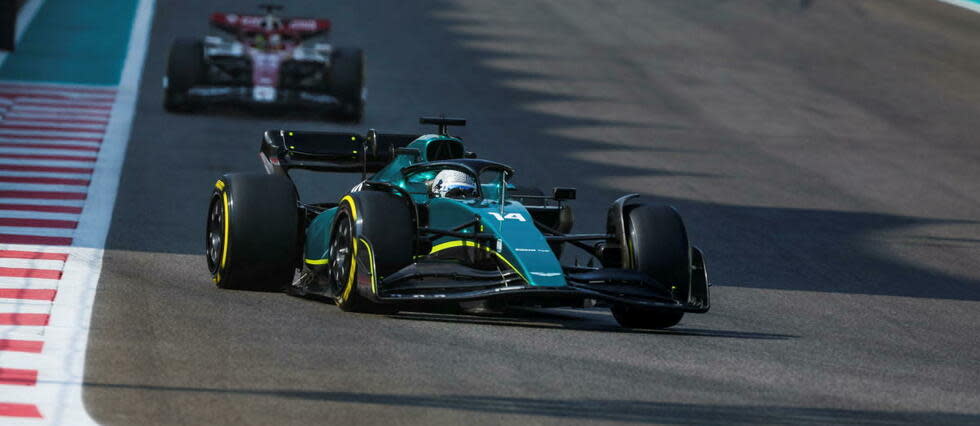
163,4,365,122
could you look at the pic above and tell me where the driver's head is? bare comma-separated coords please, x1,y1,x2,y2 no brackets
269,33,282,49
431,170,477,199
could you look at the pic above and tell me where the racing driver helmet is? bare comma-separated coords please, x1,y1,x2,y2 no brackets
431,170,478,199
268,33,283,50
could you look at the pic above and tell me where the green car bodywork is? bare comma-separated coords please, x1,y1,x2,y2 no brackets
302,134,566,287
211,118,709,329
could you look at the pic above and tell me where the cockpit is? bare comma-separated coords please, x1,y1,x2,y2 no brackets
402,160,514,202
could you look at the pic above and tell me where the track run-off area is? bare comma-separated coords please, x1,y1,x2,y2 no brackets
2,0,980,424
0,0,152,423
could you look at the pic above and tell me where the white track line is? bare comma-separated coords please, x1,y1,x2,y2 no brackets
0,183,91,192
0,258,66,270
0,350,59,373
0,301,50,314
4,109,111,119
0,94,114,103
2,0,175,423
0,147,98,157
0,129,104,139
5,116,110,124
0,84,114,92
30,0,157,423
0,81,116,94
0,210,80,223
0,199,85,207
0,151,96,160
0,171,92,179
8,98,114,108
0,297,54,307
0,325,45,338
0,277,60,290
0,159,95,168
0,154,95,163
0,155,95,163
0,211,80,221
0,181,89,189
0,89,115,101
0,228,74,238
3,112,110,121
0,243,69,254
0,138,101,149
0,121,106,130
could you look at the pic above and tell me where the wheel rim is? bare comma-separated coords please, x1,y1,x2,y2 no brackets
206,194,224,274
328,211,353,297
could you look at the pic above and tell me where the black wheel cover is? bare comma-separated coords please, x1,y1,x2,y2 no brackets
329,210,354,298
205,194,224,275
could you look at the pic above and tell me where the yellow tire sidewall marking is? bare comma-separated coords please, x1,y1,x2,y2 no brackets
220,191,230,270
338,196,358,303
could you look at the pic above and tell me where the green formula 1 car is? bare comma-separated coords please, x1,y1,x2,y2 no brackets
205,117,709,328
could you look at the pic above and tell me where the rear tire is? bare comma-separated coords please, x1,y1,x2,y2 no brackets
164,38,206,112
206,173,299,291
330,191,414,312
327,47,365,122
611,204,690,329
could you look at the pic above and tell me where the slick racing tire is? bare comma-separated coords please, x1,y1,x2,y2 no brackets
329,191,414,312
164,38,205,112
206,173,300,291
611,204,691,329
327,47,365,123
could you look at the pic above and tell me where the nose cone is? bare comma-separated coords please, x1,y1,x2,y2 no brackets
426,198,566,287
475,204,566,287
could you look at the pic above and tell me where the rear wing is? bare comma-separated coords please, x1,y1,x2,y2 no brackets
260,130,418,176
209,13,331,39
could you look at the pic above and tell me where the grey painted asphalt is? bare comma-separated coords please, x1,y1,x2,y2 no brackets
84,1,980,424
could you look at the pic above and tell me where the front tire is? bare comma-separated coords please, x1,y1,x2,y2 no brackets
327,47,365,122
329,191,414,312
206,173,300,291
164,38,205,112
611,204,691,329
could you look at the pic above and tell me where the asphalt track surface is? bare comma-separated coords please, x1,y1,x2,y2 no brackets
84,1,980,424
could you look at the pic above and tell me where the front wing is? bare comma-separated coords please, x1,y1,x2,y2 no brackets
358,260,710,313
185,85,343,109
